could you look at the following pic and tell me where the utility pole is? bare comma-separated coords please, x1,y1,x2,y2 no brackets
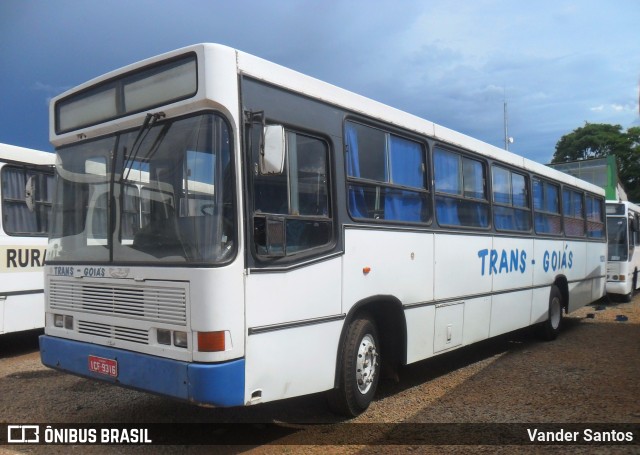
503,89,513,151
504,99,509,151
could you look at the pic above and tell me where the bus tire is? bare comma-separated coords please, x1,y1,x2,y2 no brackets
327,313,380,417
622,270,637,302
538,285,563,341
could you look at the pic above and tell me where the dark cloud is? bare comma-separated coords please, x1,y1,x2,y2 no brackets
0,0,638,162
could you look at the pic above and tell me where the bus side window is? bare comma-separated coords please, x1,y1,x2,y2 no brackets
562,188,585,237
253,129,332,257
586,195,605,238
492,166,531,232
533,178,562,235
433,148,489,228
1,166,54,235
345,121,428,223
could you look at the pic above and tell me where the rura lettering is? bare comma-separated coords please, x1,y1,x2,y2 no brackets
6,248,46,269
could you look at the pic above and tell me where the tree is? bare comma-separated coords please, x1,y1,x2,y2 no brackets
623,126,640,201
552,123,640,202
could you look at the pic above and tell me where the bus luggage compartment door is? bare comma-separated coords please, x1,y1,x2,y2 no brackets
434,302,464,353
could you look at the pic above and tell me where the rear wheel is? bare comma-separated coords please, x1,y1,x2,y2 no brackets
622,270,638,302
327,313,380,417
538,285,563,341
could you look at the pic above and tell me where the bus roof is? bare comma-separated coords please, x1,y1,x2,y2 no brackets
234,45,604,197
50,43,604,197
0,143,55,166
607,200,640,213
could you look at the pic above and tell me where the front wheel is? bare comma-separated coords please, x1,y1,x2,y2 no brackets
625,270,638,302
327,313,380,417
538,285,563,341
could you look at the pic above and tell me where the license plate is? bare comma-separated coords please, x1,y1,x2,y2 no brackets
88,355,118,377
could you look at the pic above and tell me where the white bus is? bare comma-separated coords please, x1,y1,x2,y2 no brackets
40,44,606,416
1,143,55,335
606,201,640,301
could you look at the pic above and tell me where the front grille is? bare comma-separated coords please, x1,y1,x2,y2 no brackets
50,279,187,325
78,320,148,344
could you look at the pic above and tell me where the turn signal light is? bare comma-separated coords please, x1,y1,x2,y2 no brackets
198,331,226,352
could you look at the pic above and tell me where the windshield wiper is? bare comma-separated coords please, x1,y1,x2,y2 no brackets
121,112,165,183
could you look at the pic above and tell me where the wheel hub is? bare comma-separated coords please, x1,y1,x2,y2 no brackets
550,296,561,329
356,334,378,394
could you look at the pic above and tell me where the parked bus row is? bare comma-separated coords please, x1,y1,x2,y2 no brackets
0,44,636,418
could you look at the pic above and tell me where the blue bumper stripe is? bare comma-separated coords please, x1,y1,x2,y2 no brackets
39,335,245,407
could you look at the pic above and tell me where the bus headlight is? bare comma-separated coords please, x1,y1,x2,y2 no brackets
157,329,171,345
173,331,188,348
53,314,73,329
156,329,188,348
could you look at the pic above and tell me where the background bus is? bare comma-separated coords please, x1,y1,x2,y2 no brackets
40,44,606,416
1,143,55,335
606,201,640,301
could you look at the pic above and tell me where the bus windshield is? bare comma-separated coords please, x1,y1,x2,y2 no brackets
47,113,235,265
607,216,628,262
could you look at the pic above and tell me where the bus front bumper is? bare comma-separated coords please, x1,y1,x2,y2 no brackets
606,280,629,296
39,335,245,407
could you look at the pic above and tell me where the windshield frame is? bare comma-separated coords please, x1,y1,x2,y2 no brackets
47,110,237,267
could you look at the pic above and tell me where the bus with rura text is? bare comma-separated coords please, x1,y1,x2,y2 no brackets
1,143,54,335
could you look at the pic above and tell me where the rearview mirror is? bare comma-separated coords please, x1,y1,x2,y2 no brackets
25,175,36,212
260,125,286,175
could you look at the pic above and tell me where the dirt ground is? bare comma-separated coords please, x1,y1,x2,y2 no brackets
0,292,638,454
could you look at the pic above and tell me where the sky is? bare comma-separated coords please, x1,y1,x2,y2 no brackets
1,0,639,165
